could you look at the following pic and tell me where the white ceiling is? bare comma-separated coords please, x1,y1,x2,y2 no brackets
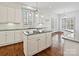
23,2,79,15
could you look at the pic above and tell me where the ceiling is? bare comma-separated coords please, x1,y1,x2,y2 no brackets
23,2,79,15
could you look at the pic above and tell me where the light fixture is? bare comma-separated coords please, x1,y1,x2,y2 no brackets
35,14,39,17
23,5,36,11
41,15,44,18
35,13,39,17
7,23,15,25
26,6,35,10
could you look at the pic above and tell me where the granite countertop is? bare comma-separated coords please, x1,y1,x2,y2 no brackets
24,31,52,36
0,27,44,31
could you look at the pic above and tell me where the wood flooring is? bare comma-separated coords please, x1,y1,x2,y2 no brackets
34,46,64,56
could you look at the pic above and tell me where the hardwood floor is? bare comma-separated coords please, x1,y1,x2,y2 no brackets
34,46,64,56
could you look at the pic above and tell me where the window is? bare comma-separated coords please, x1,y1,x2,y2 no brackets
22,8,35,26
62,17,74,30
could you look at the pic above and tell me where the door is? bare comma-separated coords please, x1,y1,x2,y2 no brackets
27,35,38,55
0,32,6,45
6,31,15,43
52,35,59,48
7,7,15,22
15,8,22,23
38,34,46,52
46,33,52,47
14,31,22,42
0,6,7,23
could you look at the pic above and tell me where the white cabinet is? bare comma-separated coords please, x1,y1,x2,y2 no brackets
52,35,59,48
15,8,22,23
0,6,7,22
14,31,22,42
46,33,52,47
7,7,15,22
23,32,52,56
6,31,15,43
0,32,6,44
0,31,23,47
38,34,46,52
27,35,38,56
0,5,22,23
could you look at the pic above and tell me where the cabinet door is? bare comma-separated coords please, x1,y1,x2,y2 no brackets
27,35,38,56
38,34,46,52
52,35,59,48
15,8,22,23
14,31,22,42
7,7,15,22
6,31,14,43
46,33,52,47
0,32,6,45
0,6,7,22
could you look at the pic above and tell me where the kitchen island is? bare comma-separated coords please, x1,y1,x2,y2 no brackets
23,31,52,56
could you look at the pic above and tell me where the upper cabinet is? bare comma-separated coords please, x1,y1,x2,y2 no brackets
15,8,22,23
0,6,7,23
7,7,15,22
0,4,22,24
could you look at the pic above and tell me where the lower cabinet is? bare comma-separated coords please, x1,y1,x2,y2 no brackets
23,32,52,56
38,34,46,52
52,35,59,48
46,33,52,47
14,31,23,42
6,31,15,43
0,32,6,45
27,35,38,56
0,31,23,45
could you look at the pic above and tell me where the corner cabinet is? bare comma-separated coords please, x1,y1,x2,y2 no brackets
23,32,52,56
